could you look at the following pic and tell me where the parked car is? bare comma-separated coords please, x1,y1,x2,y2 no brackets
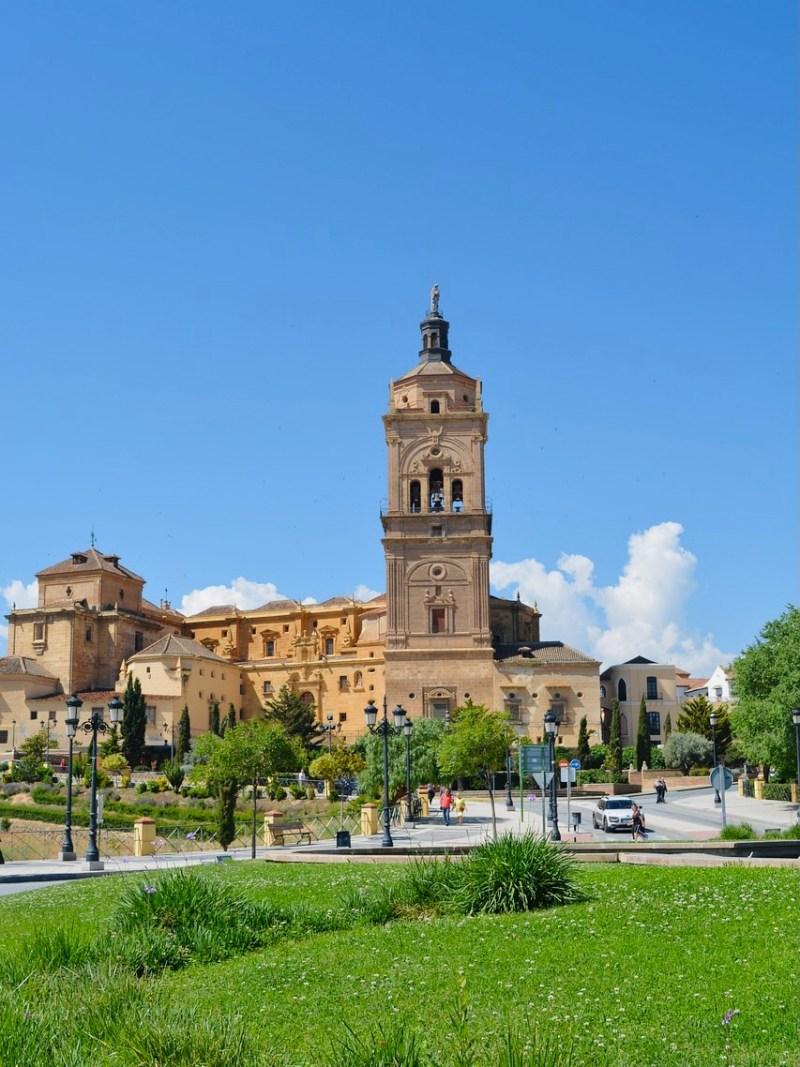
591,795,634,832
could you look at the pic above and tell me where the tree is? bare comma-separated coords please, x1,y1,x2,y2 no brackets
224,704,237,734
663,731,713,775
309,744,365,797
162,758,185,793
730,606,800,780
216,780,238,851
636,695,651,770
200,720,297,857
663,713,672,740
437,705,513,839
357,718,447,801
121,675,147,769
576,716,591,765
100,753,129,778
677,695,732,753
177,705,191,761
209,701,222,737
264,685,324,748
10,732,52,782
99,725,121,757
605,700,623,781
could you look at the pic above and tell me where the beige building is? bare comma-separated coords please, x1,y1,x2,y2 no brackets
599,656,684,747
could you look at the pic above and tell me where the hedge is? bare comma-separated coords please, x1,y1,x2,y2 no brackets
0,800,216,833
762,782,792,802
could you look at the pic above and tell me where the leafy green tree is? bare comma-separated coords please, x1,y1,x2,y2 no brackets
437,705,513,839
576,716,591,765
161,758,185,793
605,700,623,781
209,701,222,737
357,717,446,801
264,685,324,748
121,674,147,769
177,705,191,761
663,713,672,740
99,725,121,757
636,695,651,769
10,732,53,782
677,695,732,753
663,731,713,774
309,744,365,797
100,753,129,777
199,720,297,857
731,606,800,780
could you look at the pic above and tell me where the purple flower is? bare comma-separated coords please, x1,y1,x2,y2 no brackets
142,884,157,895
186,831,197,840
722,1009,740,1026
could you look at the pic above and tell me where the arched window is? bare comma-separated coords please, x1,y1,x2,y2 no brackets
354,671,363,688
430,400,440,414
429,468,444,511
409,480,421,513
452,478,463,511
617,678,627,702
600,684,606,700
620,712,629,739
430,331,438,347
300,691,314,706
646,676,658,700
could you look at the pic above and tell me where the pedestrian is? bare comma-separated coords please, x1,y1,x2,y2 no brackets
631,802,646,841
659,777,668,803
454,792,466,824
440,787,453,826
427,782,436,805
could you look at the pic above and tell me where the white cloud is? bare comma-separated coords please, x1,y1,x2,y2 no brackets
491,522,732,675
2,579,38,610
180,578,288,616
352,583,381,602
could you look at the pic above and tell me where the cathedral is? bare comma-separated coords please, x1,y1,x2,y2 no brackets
1,292,602,758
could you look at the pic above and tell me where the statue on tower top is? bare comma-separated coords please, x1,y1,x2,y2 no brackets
429,284,440,316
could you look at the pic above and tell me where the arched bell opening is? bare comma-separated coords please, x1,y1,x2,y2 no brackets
409,480,421,513
451,478,463,512
428,468,444,512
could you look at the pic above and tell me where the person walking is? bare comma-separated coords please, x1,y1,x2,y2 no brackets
427,783,436,806
658,777,668,803
631,802,646,841
454,792,466,824
440,787,453,826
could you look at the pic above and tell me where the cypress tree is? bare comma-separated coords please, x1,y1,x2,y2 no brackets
607,699,623,781
636,694,651,769
576,716,591,764
121,675,147,768
177,705,191,761
225,703,237,734
210,701,222,737
216,779,238,851
664,713,672,740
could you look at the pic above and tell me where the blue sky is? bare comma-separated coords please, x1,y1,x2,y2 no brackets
1,3,796,672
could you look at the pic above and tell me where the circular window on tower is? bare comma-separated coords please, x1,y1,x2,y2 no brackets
429,564,446,580
430,445,441,456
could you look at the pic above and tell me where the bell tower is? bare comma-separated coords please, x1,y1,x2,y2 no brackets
382,288,495,719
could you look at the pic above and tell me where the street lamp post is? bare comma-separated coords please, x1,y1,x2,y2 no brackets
10,719,15,760
709,710,727,830
60,695,82,861
709,711,721,804
321,713,338,752
364,698,406,848
544,710,561,841
791,708,800,819
505,747,515,810
403,716,414,822
77,696,123,868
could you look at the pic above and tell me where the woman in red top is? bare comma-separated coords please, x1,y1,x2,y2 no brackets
440,787,452,826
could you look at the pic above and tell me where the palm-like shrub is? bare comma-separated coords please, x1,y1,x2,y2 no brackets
452,833,585,915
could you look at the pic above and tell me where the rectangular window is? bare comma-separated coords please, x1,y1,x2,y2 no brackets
550,702,565,723
338,676,349,692
504,699,521,723
48,710,57,722
430,700,450,721
262,681,273,696
134,631,144,652
146,705,156,724
647,711,661,735
324,637,335,655
30,710,38,721
283,625,289,633
431,524,443,538
646,676,658,700
714,687,723,700
430,607,446,634
222,630,228,638
85,628,92,642
0,730,7,745
264,639,275,657
33,622,44,642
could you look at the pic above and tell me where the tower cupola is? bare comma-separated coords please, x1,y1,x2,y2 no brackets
419,284,451,363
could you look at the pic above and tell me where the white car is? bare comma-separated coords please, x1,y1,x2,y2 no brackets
591,796,635,832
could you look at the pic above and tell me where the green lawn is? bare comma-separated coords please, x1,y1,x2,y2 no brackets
0,861,797,1067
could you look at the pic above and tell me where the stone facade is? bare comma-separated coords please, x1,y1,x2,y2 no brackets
600,656,684,746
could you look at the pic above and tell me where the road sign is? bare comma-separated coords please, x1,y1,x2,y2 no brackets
519,744,548,774
532,770,553,790
560,766,577,784
569,758,581,770
710,766,734,792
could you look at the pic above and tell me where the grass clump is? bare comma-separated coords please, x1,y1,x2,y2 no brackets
719,822,758,841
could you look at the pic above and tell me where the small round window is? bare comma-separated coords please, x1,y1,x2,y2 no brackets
429,564,446,580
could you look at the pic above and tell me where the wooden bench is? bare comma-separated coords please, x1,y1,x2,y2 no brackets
270,821,313,847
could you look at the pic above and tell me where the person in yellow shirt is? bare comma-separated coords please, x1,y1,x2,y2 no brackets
454,792,466,824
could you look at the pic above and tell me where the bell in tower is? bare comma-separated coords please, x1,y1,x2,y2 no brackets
419,284,451,363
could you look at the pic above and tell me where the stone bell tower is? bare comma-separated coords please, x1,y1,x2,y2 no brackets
382,287,495,719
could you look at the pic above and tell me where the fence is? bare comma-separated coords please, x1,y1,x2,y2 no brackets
0,827,137,862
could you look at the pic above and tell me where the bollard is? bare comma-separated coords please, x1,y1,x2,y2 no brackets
360,802,378,836
263,810,285,847
133,817,156,857
417,788,430,817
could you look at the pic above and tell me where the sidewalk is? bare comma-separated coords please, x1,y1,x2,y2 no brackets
0,847,262,884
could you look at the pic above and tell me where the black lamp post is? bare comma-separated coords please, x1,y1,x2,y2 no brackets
709,711,721,804
505,746,515,810
10,719,16,760
544,709,561,841
791,708,800,818
364,698,406,848
403,716,414,822
60,695,82,861
77,696,123,867
321,712,338,752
